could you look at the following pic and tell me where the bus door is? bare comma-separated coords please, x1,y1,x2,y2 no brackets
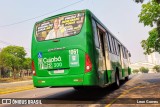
97,24,107,86
118,43,124,77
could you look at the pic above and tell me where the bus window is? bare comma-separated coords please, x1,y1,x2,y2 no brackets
122,46,126,59
35,12,85,41
111,37,116,54
92,19,100,48
106,32,111,52
125,48,128,59
115,40,119,55
117,42,120,55
108,34,114,53
113,38,117,55
98,28,106,57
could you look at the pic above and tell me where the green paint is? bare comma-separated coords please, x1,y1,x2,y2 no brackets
32,9,131,88
106,70,112,83
122,69,125,77
128,67,131,75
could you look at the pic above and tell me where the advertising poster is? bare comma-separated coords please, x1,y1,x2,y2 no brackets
36,12,84,41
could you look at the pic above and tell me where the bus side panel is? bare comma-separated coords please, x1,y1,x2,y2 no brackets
128,67,131,75
123,58,129,78
106,70,112,83
82,10,99,86
109,53,122,83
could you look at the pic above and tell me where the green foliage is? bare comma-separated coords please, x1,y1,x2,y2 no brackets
141,28,160,54
139,67,149,73
139,0,160,54
132,69,139,74
153,65,160,72
139,0,160,27
0,46,26,78
23,57,31,70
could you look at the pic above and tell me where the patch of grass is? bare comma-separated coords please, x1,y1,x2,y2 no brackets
0,76,32,83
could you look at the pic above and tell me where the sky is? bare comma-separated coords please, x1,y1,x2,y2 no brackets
0,0,152,63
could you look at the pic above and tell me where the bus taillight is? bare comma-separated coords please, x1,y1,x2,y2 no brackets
32,60,36,76
85,54,92,72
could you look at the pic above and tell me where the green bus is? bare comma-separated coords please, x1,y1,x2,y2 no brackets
32,9,131,90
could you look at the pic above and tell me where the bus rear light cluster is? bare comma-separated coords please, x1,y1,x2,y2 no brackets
32,60,36,76
85,54,92,72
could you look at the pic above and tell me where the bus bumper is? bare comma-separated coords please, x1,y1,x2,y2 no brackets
33,73,97,87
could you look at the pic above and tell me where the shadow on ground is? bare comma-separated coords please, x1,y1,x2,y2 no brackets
43,80,131,104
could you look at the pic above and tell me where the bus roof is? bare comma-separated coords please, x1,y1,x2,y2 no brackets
35,9,130,53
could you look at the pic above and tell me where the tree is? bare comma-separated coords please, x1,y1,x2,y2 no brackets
141,28,160,54
132,69,139,74
23,57,31,76
0,46,26,79
139,67,149,73
153,65,160,72
139,0,160,28
139,0,160,54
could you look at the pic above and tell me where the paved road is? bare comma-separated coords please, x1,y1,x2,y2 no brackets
0,73,160,107
0,80,32,88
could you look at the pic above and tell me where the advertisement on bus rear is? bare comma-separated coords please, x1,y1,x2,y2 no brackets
35,12,84,41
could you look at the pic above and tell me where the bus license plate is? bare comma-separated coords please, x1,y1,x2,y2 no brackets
54,70,64,74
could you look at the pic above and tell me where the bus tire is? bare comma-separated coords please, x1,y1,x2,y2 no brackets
114,73,120,89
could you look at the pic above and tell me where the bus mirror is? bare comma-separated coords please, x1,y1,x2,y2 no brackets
129,53,131,57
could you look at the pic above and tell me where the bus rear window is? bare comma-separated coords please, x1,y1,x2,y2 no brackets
35,12,85,41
